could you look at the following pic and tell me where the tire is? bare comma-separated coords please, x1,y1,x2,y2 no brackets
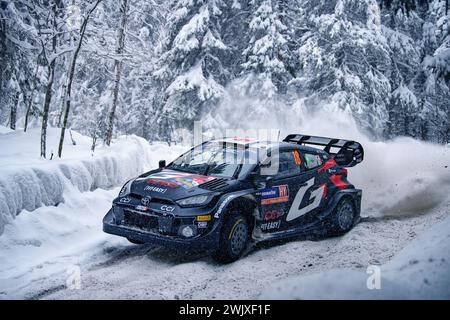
127,237,144,245
213,214,249,263
327,197,356,236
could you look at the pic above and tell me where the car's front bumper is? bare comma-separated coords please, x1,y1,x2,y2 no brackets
102,209,221,252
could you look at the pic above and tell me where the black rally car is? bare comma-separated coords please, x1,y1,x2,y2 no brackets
103,134,364,263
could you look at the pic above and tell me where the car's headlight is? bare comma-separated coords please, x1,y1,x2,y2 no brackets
176,194,210,207
119,180,133,196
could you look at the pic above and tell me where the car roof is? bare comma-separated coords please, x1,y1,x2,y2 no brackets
209,138,327,154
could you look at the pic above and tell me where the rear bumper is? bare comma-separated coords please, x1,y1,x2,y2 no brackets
102,209,220,252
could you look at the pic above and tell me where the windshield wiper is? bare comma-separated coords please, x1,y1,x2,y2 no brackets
203,163,212,176
168,164,197,174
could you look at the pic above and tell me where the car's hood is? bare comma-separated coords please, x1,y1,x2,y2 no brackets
130,169,229,201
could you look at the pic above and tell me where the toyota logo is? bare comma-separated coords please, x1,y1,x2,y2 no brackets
141,197,151,206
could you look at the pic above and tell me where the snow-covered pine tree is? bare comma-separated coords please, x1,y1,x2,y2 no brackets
0,0,448,145
420,0,450,143
0,0,45,131
240,0,292,96
115,0,164,140
378,1,423,138
296,0,392,137
154,0,228,142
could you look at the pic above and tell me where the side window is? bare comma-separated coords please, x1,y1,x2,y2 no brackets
304,153,323,170
275,150,301,176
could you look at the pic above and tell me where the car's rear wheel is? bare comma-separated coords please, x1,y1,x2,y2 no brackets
213,214,249,263
127,238,144,245
328,197,356,236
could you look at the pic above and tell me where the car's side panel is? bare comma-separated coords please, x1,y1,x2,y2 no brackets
253,188,362,242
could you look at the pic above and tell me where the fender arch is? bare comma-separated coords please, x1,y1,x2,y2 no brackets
212,190,258,225
319,188,362,221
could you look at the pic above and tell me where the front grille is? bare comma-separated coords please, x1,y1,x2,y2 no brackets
123,210,158,231
198,178,229,191
129,193,174,205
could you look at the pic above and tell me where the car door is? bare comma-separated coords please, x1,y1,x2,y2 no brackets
284,151,327,227
257,149,305,233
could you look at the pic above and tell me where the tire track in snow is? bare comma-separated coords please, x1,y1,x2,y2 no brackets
1,176,449,299
28,198,450,299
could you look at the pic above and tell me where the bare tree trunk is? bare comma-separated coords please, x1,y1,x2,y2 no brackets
105,0,129,146
10,91,19,130
91,136,97,153
57,84,66,127
40,2,58,159
24,89,35,132
40,64,56,158
24,63,40,132
58,0,102,158
69,129,76,145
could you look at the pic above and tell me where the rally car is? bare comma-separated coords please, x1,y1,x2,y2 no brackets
103,134,364,263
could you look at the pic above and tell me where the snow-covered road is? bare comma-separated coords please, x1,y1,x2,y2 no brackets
1,183,448,299
1,124,449,300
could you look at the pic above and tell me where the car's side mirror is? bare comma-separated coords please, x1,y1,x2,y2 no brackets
265,176,274,188
159,160,166,168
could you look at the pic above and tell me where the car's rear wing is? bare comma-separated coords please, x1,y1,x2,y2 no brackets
283,134,364,167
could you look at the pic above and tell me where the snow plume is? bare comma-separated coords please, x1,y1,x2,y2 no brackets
261,207,450,299
202,95,450,218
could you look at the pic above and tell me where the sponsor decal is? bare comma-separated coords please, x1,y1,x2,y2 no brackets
292,150,302,165
135,205,148,211
141,197,151,206
174,177,195,189
263,209,285,221
261,185,289,205
119,197,131,203
160,205,175,212
147,179,179,188
230,137,256,143
286,177,326,221
144,185,167,193
145,170,215,189
149,170,193,180
197,221,208,228
214,194,236,218
174,176,215,189
260,220,281,231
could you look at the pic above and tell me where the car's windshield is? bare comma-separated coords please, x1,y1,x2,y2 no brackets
168,141,257,179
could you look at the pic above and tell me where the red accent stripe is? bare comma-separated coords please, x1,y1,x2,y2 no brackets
322,183,328,198
318,159,337,173
330,175,349,190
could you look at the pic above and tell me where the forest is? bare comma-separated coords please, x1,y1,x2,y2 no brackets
0,0,449,158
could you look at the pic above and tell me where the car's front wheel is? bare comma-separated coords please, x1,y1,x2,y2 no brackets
213,214,249,263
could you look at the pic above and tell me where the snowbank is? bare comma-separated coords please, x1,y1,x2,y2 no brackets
260,212,450,299
0,126,187,234
0,185,124,299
